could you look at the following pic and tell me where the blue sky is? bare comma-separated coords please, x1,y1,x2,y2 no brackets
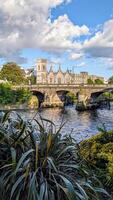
52,0,113,26
0,0,113,79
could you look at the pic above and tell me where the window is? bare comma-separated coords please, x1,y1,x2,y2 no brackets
38,65,40,70
43,65,45,70
58,78,61,84
50,78,52,83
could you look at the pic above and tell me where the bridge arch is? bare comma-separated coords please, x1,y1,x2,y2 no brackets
56,90,77,105
91,88,113,100
31,90,45,107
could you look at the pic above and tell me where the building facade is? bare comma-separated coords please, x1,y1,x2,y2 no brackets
36,59,104,84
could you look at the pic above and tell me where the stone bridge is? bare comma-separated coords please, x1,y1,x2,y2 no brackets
12,84,113,106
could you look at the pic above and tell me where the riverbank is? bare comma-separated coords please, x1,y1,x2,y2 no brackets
0,102,64,111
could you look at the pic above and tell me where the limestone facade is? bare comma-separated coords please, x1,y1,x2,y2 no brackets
36,59,104,84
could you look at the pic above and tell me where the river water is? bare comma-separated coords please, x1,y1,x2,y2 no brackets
17,104,113,142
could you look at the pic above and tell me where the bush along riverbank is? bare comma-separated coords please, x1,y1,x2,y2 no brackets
0,111,111,200
0,83,39,110
80,126,113,197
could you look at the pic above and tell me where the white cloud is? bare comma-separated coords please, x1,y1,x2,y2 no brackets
1,0,113,65
104,58,113,70
41,14,88,53
69,52,83,60
0,0,89,63
77,62,85,67
83,19,113,58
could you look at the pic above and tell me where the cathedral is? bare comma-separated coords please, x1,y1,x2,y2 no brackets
36,59,104,85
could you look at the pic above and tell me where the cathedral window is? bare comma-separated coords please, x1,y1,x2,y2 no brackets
58,78,61,84
50,78,52,83
43,65,45,70
38,65,40,70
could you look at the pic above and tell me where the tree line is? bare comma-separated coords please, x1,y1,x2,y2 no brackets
0,62,36,85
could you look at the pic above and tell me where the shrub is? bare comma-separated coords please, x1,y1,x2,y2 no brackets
28,95,39,109
80,128,113,193
0,112,110,200
0,83,31,105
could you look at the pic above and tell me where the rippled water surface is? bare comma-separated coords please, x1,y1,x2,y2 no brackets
18,104,113,142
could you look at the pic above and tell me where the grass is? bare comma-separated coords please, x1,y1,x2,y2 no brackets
0,111,110,200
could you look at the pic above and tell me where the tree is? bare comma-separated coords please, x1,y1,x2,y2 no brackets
95,78,104,85
108,76,113,84
0,83,32,105
87,78,94,84
0,83,13,104
1,62,25,84
66,92,77,104
26,75,36,85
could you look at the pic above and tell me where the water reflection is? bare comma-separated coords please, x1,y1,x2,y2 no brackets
18,105,113,142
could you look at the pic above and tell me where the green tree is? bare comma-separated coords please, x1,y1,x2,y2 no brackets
15,88,32,104
108,76,113,84
26,75,36,85
1,62,25,84
87,78,94,84
0,83,31,105
95,78,104,85
0,83,13,104
66,92,77,104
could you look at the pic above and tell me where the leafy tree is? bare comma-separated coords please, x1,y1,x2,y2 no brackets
108,76,113,84
26,75,36,85
66,92,77,104
0,83,13,104
0,83,31,105
95,78,104,85
0,71,2,79
80,127,113,193
87,78,94,84
1,62,25,84
15,88,32,104
102,92,113,99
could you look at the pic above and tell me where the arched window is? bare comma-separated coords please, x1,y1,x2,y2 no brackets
50,78,52,83
43,65,45,71
38,65,40,70
58,78,61,84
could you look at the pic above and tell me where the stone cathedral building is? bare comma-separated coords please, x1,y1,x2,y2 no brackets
36,59,104,84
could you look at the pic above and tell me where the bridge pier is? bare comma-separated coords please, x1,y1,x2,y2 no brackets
42,92,63,107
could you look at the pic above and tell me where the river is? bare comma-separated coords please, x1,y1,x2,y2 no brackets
16,104,113,142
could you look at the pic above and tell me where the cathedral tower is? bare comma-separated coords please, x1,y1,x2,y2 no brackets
36,59,47,84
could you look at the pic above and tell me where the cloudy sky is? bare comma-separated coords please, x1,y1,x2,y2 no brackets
0,0,113,78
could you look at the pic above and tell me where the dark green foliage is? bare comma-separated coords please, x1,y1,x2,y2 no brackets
102,92,113,99
87,78,94,85
14,88,32,104
1,62,25,84
80,128,113,193
0,83,31,105
0,83,14,104
0,112,110,200
26,75,36,85
66,92,77,104
94,79,104,85
108,76,113,84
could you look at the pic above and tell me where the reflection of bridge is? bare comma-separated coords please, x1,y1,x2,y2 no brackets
12,84,113,106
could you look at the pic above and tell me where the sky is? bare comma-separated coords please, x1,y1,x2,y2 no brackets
0,0,113,78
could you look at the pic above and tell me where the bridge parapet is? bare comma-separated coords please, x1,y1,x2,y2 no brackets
12,84,113,107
